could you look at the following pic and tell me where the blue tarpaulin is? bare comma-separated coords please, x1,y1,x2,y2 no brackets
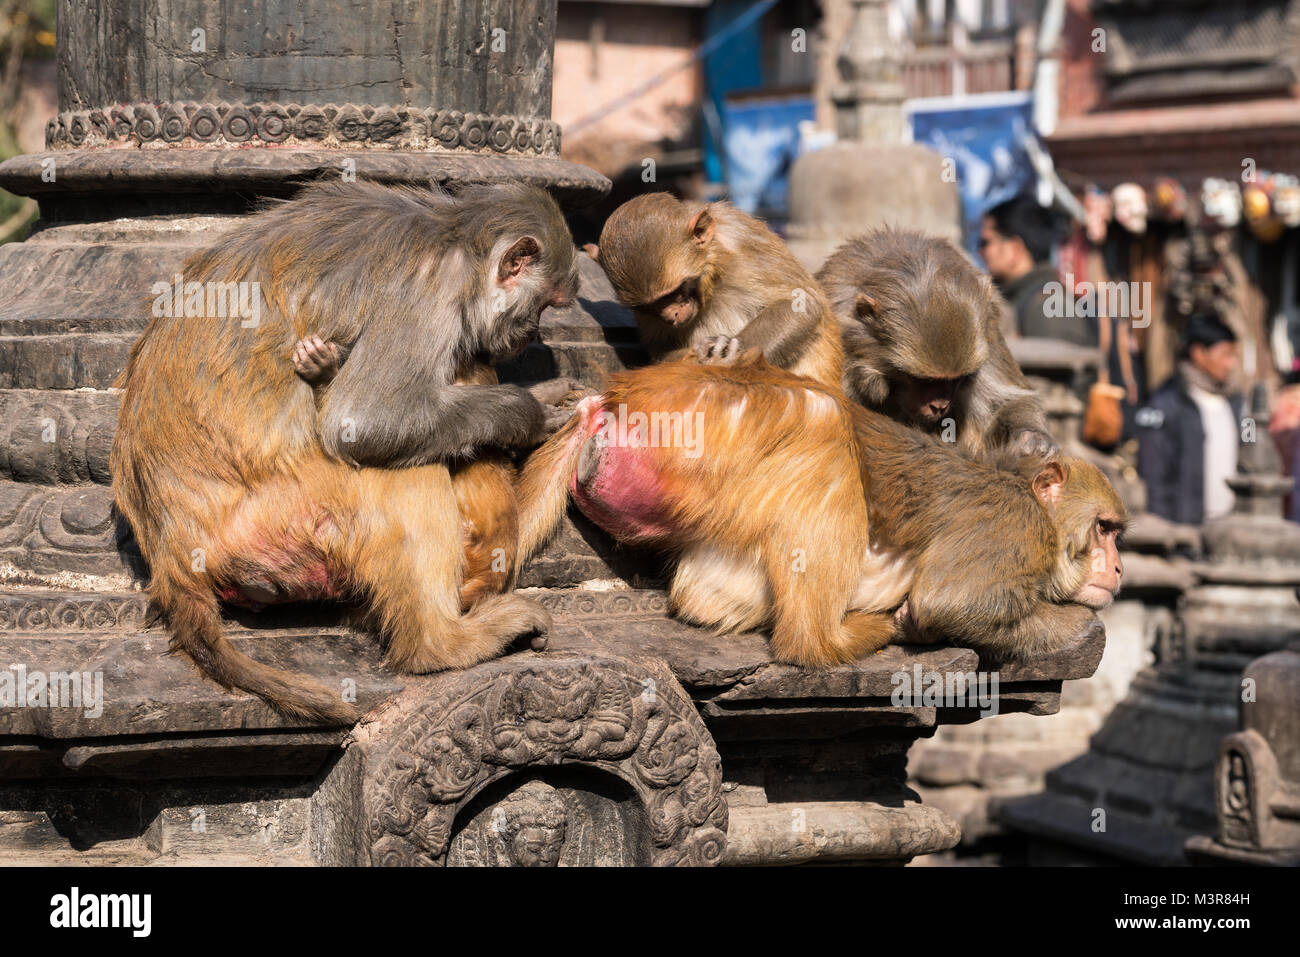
718,96,815,216
907,91,1039,257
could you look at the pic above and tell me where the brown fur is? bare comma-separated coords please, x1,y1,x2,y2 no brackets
111,181,573,723
519,353,1127,664
817,227,1052,457
450,363,518,611
593,193,844,390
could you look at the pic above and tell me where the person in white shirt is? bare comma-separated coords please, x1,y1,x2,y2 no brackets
1137,314,1243,525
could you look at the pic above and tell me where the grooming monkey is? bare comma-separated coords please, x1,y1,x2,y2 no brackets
292,339,518,611
817,228,1055,458
112,180,578,722
588,192,844,389
517,352,1126,664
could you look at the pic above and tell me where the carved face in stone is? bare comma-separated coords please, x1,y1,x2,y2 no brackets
508,825,565,866
496,780,568,867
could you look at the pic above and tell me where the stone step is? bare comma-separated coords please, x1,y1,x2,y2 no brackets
0,240,204,329
0,585,1099,745
0,332,133,389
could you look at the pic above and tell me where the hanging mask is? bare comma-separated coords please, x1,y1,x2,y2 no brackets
1243,177,1284,243
1112,182,1148,234
1152,177,1187,223
1201,178,1242,228
1272,173,1300,228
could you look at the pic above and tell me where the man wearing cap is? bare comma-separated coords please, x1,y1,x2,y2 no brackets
1136,314,1244,525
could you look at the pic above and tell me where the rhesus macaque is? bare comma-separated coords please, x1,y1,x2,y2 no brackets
112,180,578,722
588,192,844,390
517,353,1126,664
293,337,517,611
817,228,1055,458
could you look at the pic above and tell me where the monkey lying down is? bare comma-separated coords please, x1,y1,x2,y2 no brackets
517,352,1127,666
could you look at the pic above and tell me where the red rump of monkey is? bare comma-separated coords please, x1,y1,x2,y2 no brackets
517,353,1127,665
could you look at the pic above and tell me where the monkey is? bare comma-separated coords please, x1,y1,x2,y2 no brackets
816,227,1056,459
111,179,579,723
291,334,516,612
516,351,1126,665
847,399,1126,656
588,192,845,390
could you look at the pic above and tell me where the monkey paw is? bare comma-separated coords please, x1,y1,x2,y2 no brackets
1010,428,1060,458
527,377,588,407
540,404,578,437
695,335,743,365
292,335,340,384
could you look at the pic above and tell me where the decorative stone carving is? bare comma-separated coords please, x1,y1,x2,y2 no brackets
1186,642,1300,864
0,592,148,632
46,103,563,157
453,780,570,867
0,482,135,577
356,653,727,866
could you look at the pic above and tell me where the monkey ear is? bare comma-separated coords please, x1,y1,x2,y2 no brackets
687,207,716,247
1031,461,1069,508
581,243,600,262
854,293,878,321
498,236,541,285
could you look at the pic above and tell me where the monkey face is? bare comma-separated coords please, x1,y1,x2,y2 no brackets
1033,459,1128,610
644,278,701,327
894,373,967,427
1074,515,1125,608
491,239,579,357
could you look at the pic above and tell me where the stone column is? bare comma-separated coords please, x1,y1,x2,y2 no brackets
1186,640,1300,865
10,0,605,218
785,0,960,270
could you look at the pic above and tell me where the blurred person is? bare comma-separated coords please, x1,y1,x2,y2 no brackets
1269,365,1300,522
1137,314,1244,524
980,195,1096,348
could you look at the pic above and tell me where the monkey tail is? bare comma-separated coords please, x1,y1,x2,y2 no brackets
152,564,359,724
516,406,592,563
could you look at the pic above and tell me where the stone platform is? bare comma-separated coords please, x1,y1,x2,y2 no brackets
0,575,1104,865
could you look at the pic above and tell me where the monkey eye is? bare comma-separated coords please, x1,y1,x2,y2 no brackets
1097,518,1125,543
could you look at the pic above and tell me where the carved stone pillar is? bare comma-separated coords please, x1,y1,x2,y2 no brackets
1184,639,1300,866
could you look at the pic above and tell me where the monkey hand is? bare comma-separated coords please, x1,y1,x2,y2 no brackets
527,377,589,406
526,378,594,437
1010,428,1059,458
694,335,743,365
292,335,342,385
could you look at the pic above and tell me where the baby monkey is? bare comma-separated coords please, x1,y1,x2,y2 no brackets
590,192,844,390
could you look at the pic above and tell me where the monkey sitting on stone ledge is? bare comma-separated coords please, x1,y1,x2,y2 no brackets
585,192,845,390
112,179,579,722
